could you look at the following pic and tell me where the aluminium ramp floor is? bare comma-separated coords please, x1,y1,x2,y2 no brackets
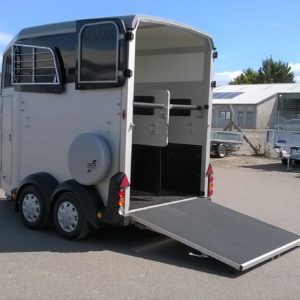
129,198,300,271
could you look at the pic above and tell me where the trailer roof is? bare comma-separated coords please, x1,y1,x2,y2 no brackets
6,15,214,50
213,84,300,105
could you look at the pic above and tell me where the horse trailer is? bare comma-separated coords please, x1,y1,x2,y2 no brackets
0,15,299,271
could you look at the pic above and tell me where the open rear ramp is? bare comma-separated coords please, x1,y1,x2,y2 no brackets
129,198,300,271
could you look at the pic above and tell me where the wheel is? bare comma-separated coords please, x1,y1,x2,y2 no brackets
53,192,90,240
19,185,48,229
281,158,287,165
216,144,227,158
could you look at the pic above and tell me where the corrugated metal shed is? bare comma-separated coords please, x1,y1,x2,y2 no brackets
213,84,300,105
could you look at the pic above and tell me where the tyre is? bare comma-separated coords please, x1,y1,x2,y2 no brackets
53,192,90,240
281,158,287,165
216,144,227,158
19,185,48,229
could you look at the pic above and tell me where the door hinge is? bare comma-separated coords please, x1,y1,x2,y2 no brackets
125,69,133,78
213,51,218,59
126,31,134,41
211,81,216,88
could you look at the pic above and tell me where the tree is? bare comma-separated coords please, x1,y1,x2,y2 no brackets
229,68,259,84
258,57,295,83
229,56,295,84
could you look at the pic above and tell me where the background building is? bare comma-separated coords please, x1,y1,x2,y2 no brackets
212,84,300,154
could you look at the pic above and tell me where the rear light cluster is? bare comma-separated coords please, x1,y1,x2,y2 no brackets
118,175,130,215
207,164,214,197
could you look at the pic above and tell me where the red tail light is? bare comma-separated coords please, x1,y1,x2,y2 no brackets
118,189,126,207
207,164,214,197
120,175,130,189
118,175,130,215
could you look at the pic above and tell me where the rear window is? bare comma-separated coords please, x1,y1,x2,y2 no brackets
78,22,119,83
12,44,60,85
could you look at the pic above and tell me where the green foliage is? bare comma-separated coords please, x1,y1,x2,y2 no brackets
258,57,295,83
229,68,259,84
229,56,295,84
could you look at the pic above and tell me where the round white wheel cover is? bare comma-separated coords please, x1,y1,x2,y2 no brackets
68,133,111,185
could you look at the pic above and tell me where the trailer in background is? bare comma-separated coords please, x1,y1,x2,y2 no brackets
266,129,300,167
210,130,243,158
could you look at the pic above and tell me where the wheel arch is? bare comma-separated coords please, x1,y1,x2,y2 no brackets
50,180,105,229
16,172,59,212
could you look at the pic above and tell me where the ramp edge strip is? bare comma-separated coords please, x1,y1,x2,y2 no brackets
241,239,300,271
128,197,198,213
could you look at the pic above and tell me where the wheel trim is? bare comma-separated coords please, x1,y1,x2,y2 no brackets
219,148,226,155
57,201,79,233
218,145,227,157
22,193,40,223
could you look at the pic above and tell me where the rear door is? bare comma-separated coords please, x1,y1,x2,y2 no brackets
130,198,300,271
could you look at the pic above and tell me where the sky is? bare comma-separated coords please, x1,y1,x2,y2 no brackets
1,0,300,85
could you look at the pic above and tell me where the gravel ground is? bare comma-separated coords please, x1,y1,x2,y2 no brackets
211,154,293,169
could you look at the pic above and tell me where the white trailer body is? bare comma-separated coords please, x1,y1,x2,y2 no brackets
0,16,299,271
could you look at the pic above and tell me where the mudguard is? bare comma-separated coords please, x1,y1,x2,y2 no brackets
50,180,104,229
15,172,59,212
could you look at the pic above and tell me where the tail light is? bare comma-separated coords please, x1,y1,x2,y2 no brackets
118,175,130,215
207,164,214,197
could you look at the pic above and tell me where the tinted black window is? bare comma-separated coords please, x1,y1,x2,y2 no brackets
22,33,76,83
2,52,12,88
35,48,57,83
79,22,118,82
12,44,59,84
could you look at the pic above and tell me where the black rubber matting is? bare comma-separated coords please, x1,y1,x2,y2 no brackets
130,198,300,270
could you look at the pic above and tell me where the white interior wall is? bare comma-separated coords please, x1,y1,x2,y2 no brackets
134,49,208,145
135,52,205,83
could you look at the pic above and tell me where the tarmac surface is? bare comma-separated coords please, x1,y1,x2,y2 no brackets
0,156,299,299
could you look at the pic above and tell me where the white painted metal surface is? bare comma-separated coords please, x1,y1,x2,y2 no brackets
135,53,205,83
133,90,170,147
18,84,121,203
1,96,13,185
